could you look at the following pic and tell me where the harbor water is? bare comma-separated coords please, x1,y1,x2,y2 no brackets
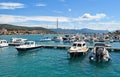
0,34,120,77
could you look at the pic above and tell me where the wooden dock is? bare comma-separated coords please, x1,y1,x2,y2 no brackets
39,44,120,52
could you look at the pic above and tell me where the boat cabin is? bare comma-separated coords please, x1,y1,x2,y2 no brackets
11,38,27,43
0,40,8,43
72,41,86,47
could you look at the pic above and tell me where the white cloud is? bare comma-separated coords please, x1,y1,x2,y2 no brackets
0,15,27,23
35,3,47,7
0,2,24,9
28,16,69,22
77,21,120,31
0,13,119,30
76,13,106,21
89,21,120,25
0,14,70,23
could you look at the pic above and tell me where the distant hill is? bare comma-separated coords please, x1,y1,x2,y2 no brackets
112,30,120,34
51,28,109,33
0,24,56,34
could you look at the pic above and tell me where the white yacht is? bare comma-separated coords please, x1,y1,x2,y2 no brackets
9,38,27,46
0,40,8,47
68,40,89,57
89,43,111,62
15,41,40,51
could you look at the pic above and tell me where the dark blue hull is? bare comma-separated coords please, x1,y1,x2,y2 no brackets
69,52,86,57
16,46,40,52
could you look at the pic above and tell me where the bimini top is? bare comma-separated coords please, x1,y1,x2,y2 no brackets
94,43,105,47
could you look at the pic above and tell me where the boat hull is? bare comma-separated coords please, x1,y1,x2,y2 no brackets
0,44,8,48
0,45,8,48
9,43,24,46
89,55,111,62
69,52,87,57
16,46,40,51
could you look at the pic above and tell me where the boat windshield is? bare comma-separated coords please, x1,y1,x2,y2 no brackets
78,44,81,47
25,42,30,45
2,41,7,43
95,46,104,51
25,42,33,45
73,43,77,46
0,41,7,43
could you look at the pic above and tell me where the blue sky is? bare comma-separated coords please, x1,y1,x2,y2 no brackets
0,0,120,31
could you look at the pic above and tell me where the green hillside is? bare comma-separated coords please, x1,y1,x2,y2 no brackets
0,24,56,34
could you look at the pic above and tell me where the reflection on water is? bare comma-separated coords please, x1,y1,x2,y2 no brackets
0,47,9,51
89,60,112,68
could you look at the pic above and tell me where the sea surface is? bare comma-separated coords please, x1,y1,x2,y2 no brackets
0,34,120,77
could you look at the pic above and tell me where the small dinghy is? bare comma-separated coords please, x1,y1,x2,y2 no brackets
0,39,8,47
40,37,52,42
15,41,40,51
89,43,111,62
68,40,89,57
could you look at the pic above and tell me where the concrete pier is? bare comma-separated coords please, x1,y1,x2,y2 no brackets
40,44,120,52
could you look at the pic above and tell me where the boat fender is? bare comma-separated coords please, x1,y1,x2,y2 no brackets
89,56,94,60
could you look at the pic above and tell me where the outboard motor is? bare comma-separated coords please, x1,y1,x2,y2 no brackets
95,47,104,62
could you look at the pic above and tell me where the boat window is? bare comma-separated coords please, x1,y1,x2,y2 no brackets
78,44,81,47
31,42,34,44
25,42,30,45
83,43,86,46
73,43,77,46
3,41,6,43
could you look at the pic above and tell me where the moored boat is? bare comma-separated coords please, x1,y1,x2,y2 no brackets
9,38,27,46
0,39,8,47
40,37,52,42
52,36,63,42
15,41,41,51
89,43,111,62
68,40,89,57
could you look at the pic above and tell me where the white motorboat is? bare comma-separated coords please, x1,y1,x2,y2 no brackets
89,43,111,62
0,40,8,47
63,35,76,43
52,36,63,42
9,38,27,46
68,40,89,57
15,41,40,51
40,37,52,42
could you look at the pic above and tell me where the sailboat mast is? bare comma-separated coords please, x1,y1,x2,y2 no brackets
56,18,58,29
56,18,59,34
